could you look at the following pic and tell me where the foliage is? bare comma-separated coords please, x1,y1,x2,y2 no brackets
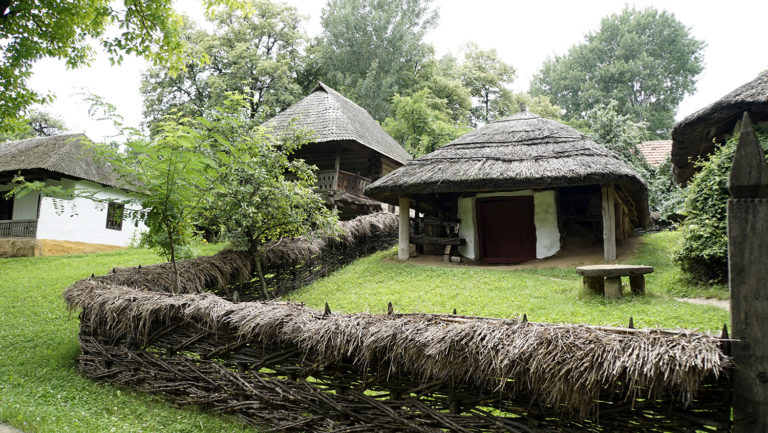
0,246,259,433
382,89,470,156
141,1,306,127
201,97,338,255
530,7,705,137
0,110,67,142
646,158,686,219
496,92,563,121
289,231,728,332
458,42,516,124
317,0,438,121
584,101,649,170
0,0,194,133
675,126,768,283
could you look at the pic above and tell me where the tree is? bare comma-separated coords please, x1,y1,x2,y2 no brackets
583,101,649,170
494,92,563,121
200,97,338,297
141,1,306,127
0,110,67,141
530,7,705,137
459,42,516,124
0,0,217,133
382,89,470,156
317,0,438,121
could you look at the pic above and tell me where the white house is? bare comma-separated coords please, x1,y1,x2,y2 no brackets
0,134,147,257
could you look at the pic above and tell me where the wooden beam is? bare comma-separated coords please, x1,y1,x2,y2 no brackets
601,184,616,261
729,112,768,432
398,196,410,260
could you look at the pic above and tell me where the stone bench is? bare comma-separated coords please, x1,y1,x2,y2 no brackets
576,265,654,299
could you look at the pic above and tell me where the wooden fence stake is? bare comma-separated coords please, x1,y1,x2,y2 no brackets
728,112,768,432
388,302,394,315
324,302,332,316
628,317,634,329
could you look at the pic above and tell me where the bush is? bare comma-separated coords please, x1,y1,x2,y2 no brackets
675,125,768,283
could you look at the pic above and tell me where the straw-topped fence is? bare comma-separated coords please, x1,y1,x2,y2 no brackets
64,214,732,432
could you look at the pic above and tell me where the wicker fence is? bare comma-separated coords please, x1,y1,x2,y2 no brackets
64,213,733,432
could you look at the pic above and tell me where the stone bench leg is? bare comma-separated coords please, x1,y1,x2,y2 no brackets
583,276,605,295
629,275,645,295
604,277,622,299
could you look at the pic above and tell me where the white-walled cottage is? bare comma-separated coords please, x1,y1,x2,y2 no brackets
0,134,147,257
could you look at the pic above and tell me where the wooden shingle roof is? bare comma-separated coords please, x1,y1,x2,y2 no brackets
264,82,411,164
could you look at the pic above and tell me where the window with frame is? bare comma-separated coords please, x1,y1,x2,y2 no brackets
106,202,124,230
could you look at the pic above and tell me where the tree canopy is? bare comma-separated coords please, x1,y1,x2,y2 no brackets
530,7,705,137
317,0,438,121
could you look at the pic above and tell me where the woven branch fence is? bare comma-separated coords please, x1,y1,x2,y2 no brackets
64,213,733,432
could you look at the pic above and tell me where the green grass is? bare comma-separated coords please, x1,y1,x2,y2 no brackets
0,231,729,432
0,244,257,433
289,231,730,332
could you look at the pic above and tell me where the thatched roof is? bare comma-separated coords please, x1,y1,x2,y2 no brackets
672,71,768,183
264,82,411,164
366,111,649,224
0,133,122,187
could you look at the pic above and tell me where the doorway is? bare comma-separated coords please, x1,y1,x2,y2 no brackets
477,196,536,263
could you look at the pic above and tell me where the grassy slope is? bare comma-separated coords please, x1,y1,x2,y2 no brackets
0,246,256,433
289,231,729,332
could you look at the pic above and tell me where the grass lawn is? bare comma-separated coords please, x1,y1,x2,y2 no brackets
289,231,730,332
0,245,257,433
0,230,728,432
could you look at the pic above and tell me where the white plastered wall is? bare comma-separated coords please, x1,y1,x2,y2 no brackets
35,179,147,246
457,190,560,260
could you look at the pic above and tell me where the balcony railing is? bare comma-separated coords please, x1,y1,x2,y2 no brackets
0,219,38,238
316,170,372,197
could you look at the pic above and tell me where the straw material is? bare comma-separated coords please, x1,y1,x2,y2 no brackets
672,71,768,183
366,111,649,226
264,82,411,164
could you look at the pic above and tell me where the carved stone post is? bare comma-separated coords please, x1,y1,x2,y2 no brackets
729,112,768,432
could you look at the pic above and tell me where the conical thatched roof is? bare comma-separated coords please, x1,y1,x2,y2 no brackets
366,111,649,224
672,71,768,183
264,82,411,164
0,133,122,187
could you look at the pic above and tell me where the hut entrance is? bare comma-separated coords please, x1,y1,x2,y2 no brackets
477,196,536,263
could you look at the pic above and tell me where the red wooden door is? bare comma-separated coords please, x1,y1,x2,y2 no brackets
477,196,536,263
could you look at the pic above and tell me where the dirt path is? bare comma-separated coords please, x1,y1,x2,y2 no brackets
675,297,730,310
0,424,24,433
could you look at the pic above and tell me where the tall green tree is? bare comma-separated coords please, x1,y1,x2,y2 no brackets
530,7,705,137
382,89,470,157
459,42,516,124
0,0,244,133
0,110,67,141
141,0,306,127
317,0,438,121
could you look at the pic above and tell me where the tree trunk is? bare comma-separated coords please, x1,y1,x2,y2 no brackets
167,226,181,294
254,253,269,299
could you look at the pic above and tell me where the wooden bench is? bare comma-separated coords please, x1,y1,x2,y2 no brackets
576,265,654,299
410,235,465,262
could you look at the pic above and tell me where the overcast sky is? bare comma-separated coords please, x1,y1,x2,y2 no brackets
28,0,768,143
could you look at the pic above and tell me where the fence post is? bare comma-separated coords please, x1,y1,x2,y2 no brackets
728,112,768,432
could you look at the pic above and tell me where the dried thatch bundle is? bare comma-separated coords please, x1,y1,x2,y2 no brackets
672,71,768,183
64,279,729,416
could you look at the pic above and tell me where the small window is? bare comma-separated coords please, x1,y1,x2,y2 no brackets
106,202,124,230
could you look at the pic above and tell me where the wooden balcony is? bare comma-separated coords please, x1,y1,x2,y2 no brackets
0,219,38,238
316,169,372,197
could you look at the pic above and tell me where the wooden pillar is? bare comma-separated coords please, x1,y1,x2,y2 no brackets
333,146,341,190
601,184,616,261
398,196,410,260
729,113,768,432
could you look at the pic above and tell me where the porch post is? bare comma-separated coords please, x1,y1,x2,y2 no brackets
729,113,768,432
398,196,410,260
601,184,616,261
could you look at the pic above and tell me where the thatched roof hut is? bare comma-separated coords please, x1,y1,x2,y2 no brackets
366,111,649,263
264,83,410,218
672,71,768,183
0,133,120,187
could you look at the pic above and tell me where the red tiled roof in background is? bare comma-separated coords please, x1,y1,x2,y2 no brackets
637,140,672,166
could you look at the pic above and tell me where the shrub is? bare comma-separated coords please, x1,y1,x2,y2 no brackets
675,125,768,283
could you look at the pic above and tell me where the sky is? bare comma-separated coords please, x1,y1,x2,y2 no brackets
28,0,768,143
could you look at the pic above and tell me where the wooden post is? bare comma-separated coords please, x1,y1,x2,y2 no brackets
601,184,617,261
398,196,410,260
629,275,645,295
729,112,768,432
